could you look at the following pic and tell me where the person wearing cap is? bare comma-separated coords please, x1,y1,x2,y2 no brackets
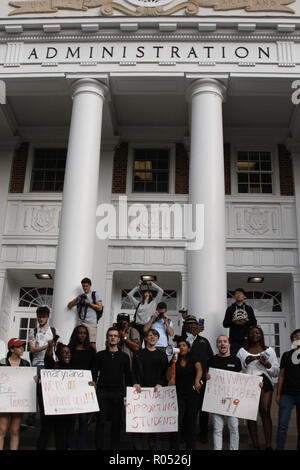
223,288,257,356
183,315,213,444
179,308,189,337
113,313,140,368
0,338,34,450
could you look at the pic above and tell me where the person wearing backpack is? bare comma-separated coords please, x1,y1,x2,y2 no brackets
67,277,103,351
25,305,57,427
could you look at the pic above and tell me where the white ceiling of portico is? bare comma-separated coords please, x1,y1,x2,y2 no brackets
0,75,297,144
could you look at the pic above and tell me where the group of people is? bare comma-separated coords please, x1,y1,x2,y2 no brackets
0,279,299,451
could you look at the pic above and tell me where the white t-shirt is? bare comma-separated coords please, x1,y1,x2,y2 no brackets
236,346,279,385
146,316,174,348
28,325,57,366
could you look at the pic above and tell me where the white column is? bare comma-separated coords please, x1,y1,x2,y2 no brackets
291,150,300,330
51,79,107,342
187,79,227,348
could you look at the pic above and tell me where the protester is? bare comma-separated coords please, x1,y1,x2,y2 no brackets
36,341,79,450
26,305,57,427
167,338,203,450
67,325,96,449
127,279,164,345
114,313,140,367
67,277,103,351
276,329,300,450
223,288,257,356
132,328,169,450
183,315,213,443
237,326,279,450
179,307,188,337
0,339,36,450
207,335,242,450
144,302,174,352
92,327,131,450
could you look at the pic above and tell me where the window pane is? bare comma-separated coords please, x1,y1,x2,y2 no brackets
30,148,67,192
237,150,272,194
133,149,169,193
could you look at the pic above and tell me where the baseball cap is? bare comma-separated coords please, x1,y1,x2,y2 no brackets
179,307,188,313
8,338,25,349
117,313,130,323
183,315,198,324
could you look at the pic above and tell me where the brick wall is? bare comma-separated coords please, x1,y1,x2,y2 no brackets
278,144,294,196
112,142,128,193
9,143,29,193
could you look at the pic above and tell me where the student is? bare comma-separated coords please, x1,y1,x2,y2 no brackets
223,288,257,356
67,325,96,449
276,329,300,450
127,279,164,345
207,335,242,450
237,326,279,450
92,327,131,450
37,341,83,450
132,328,169,450
67,277,103,351
26,305,57,427
167,338,203,450
114,313,140,368
0,338,35,450
144,302,174,353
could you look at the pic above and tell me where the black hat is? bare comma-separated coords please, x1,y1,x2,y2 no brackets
117,313,130,323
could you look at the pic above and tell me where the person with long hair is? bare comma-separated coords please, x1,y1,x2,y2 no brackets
37,341,74,450
237,326,279,450
127,279,163,345
167,338,203,450
0,338,35,450
67,325,96,449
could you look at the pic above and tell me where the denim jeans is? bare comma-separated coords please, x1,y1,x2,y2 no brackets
277,394,300,450
212,413,239,450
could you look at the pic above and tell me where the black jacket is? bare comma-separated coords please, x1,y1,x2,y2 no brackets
223,302,257,344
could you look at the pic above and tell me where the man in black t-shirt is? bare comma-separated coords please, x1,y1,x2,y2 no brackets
132,328,169,450
92,327,131,450
207,335,242,450
223,288,257,356
276,329,300,450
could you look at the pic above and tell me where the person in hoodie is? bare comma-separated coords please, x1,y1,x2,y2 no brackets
223,288,257,356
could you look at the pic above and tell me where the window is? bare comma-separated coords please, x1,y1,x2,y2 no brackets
17,317,38,353
19,287,53,308
227,291,282,312
236,151,272,194
133,148,169,193
30,148,67,192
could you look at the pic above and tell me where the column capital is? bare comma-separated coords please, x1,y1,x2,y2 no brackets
186,78,226,103
70,78,108,101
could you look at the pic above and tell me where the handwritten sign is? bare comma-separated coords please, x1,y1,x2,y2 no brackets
202,368,262,421
126,386,178,433
41,369,99,416
0,367,37,413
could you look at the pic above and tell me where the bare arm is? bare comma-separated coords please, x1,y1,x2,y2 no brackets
143,312,159,333
276,368,285,405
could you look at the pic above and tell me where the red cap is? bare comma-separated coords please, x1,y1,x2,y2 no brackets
8,338,25,349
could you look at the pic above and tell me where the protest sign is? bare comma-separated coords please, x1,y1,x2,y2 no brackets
126,386,178,433
0,367,37,413
41,369,99,415
202,368,262,420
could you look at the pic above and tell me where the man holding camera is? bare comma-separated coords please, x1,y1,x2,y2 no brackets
68,277,103,351
143,302,174,353
114,313,140,368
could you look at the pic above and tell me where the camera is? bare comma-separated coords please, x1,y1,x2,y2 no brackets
53,334,60,343
116,321,126,331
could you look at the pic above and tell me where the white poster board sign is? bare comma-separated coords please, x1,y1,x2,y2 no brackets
41,369,99,415
202,368,262,421
126,386,178,433
0,367,37,413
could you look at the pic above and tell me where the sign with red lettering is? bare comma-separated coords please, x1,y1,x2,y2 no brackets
202,368,262,420
41,369,99,415
126,386,178,433
0,367,37,413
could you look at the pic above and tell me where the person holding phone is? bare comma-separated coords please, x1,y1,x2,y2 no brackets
144,302,174,353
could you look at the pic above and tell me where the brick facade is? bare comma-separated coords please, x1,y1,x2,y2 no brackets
112,142,128,193
9,143,29,193
278,144,294,196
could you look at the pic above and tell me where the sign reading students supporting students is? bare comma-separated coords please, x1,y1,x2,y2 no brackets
41,369,99,416
0,367,37,413
126,386,178,433
202,368,262,421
